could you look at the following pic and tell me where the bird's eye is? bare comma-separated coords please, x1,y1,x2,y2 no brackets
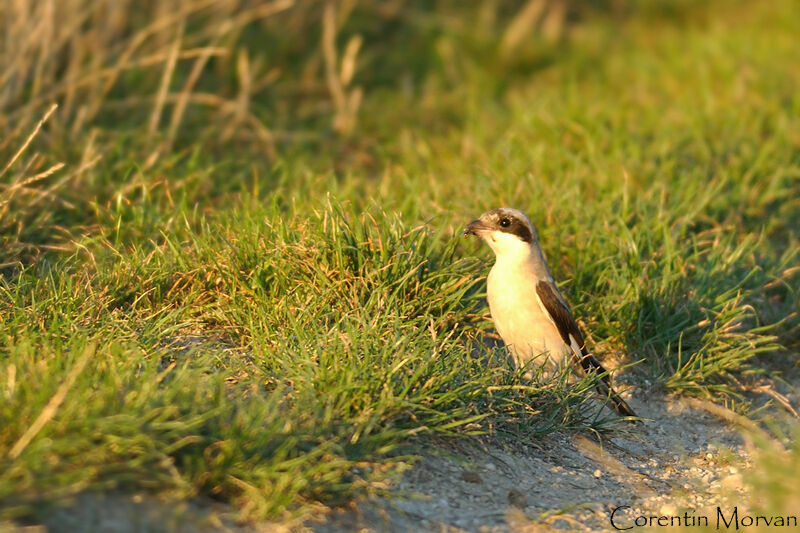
499,218,510,228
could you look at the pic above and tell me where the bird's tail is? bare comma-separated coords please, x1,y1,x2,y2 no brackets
577,353,637,419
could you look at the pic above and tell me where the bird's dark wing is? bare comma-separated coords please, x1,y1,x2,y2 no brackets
536,280,637,418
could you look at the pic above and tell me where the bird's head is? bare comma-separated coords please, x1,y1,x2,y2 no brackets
463,207,538,260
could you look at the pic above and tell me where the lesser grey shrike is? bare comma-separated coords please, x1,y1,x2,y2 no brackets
464,207,636,418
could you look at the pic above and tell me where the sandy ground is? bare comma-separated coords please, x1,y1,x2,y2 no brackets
311,392,754,532
4,383,774,533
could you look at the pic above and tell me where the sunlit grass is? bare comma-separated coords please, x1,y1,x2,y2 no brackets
0,202,612,522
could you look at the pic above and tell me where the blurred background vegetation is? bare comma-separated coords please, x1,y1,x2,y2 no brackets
1,0,734,264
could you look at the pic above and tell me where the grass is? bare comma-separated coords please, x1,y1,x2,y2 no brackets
2,0,800,525
1,201,607,522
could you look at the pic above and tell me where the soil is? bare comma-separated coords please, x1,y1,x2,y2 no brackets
311,392,757,532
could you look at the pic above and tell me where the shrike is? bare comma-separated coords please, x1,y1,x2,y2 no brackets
464,207,636,418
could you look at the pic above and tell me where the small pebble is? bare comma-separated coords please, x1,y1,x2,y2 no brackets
593,469,602,478
508,489,528,509
462,471,482,484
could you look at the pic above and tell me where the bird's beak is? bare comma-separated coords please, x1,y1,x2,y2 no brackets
463,219,489,237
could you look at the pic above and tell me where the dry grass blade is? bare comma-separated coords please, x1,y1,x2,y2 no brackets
501,0,548,55
0,163,66,209
340,35,362,87
8,344,94,460
682,397,782,453
541,0,567,42
0,104,65,233
322,2,345,118
150,20,185,136
572,435,657,497
0,103,58,179
167,23,233,148
321,1,362,134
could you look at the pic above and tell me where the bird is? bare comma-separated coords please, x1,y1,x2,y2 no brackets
463,207,636,418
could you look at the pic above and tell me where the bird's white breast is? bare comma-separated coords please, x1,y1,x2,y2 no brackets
487,259,569,371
